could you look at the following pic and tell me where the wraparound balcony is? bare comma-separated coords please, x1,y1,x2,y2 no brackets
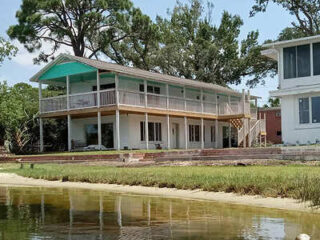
40,88,254,117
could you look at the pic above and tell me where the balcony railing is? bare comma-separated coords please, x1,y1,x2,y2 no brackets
40,89,253,117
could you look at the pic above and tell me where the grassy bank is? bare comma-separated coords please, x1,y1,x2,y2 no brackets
1,164,320,207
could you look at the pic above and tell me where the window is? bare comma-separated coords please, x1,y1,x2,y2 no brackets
299,98,310,124
140,84,161,94
92,83,115,91
284,46,297,79
189,125,200,142
276,111,281,117
283,44,310,79
140,122,162,142
312,97,320,123
313,43,320,75
277,131,282,136
211,126,215,142
297,44,311,77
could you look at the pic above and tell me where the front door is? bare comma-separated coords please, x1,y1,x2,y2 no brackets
171,123,179,149
102,123,114,149
222,126,230,148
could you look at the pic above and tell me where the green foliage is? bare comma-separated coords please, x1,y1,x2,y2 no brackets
263,98,280,108
0,37,17,66
0,82,67,154
7,0,139,63
251,0,320,39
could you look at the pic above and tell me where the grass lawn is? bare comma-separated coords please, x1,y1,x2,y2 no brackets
1,163,320,207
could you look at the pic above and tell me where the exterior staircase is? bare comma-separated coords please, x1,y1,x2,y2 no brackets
235,117,266,148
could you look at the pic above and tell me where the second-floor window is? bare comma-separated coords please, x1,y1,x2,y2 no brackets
284,44,310,79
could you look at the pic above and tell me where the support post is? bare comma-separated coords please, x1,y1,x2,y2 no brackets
183,86,187,110
39,82,42,113
67,115,72,151
200,89,204,113
264,113,267,147
242,89,245,114
97,70,100,107
98,112,102,149
184,117,188,150
215,119,218,148
166,84,169,109
115,74,119,106
243,118,246,148
66,76,70,110
228,121,232,148
248,118,251,148
40,118,44,152
144,79,147,108
116,110,120,150
259,113,262,147
145,113,149,150
167,115,170,149
201,118,204,149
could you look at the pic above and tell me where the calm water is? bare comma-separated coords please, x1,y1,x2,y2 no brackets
0,186,320,240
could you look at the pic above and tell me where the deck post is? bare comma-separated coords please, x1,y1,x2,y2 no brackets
183,86,187,110
98,112,102,149
264,113,267,147
201,118,204,149
200,89,204,113
66,76,70,110
97,70,100,107
184,116,188,149
144,79,148,108
67,115,72,151
39,82,42,113
167,115,170,149
166,84,169,109
228,121,232,148
248,118,251,148
243,118,247,148
145,113,149,150
39,117,44,152
242,89,245,114
215,119,218,148
116,110,120,150
259,113,262,147
115,73,119,106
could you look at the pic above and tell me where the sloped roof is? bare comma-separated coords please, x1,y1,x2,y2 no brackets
30,54,258,98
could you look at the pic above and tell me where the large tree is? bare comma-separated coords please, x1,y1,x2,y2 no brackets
0,37,17,66
7,0,153,63
251,0,320,40
152,1,276,87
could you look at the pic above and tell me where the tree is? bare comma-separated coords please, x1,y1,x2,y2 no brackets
7,0,148,63
251,0,320,38
0,37,17,66
152,1,276,87
263,98,280,108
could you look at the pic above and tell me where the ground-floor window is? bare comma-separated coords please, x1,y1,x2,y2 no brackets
211,126,215,142
85,123,114,148
298,96,320,124
189,125,200,142
140,122,162,142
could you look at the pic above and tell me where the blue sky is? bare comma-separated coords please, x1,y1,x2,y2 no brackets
0,0,295,106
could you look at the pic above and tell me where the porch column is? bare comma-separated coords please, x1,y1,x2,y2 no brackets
200,89,204,113
259,113,262,147
166,84,169,109
98,112,102,149
144,80,147,108
39,117,44,152
215,119,218,148
243,118,247,148
183,86,187,110
67,115,72,151
184,117,188,150
115,74,119,106
264,113,267,147
167,115,170,149
242,89,245,114
228,121,232,148
116,110,120,150
145,113,149,150
97,70,100,107
201,118,204,149
39,82,42,113
66,76,70,110
248,118,251,148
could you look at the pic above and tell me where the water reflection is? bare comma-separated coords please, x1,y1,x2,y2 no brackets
0,186,319,240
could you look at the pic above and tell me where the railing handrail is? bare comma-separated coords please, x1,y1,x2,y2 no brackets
41,95,67,101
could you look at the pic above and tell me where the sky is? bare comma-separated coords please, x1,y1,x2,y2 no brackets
0,0,295,106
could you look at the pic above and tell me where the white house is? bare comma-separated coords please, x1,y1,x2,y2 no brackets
31,54,266,152
263,35,320,145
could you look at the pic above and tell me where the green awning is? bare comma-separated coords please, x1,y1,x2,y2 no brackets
39,62,97,82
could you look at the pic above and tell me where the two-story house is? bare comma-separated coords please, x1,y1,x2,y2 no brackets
263,35,320,145
31,54,266,152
